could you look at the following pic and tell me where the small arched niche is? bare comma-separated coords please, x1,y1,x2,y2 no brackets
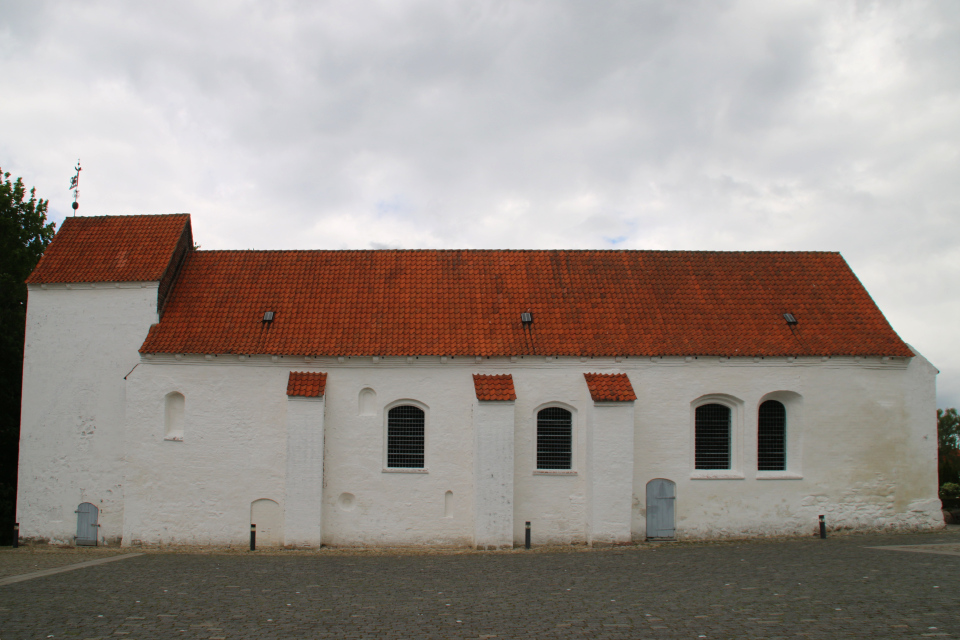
164,392,185,441
359,387,377,416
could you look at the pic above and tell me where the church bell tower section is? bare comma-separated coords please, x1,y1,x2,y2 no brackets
17,214,192,545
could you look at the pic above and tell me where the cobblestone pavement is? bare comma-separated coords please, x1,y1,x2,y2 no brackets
0,548,132,580
1,529,959,639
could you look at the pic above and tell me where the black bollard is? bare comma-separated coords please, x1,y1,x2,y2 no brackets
819,514,826,539
525,521,531,549
250,524,256,551
13,522,18,548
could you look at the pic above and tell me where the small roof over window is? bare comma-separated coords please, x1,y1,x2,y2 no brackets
583,373,636,402
286,371,327,398
473,374,517,401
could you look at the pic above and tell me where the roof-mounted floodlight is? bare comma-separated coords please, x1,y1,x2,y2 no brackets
783,313,797,325
521,312,533,325
263,311,275,322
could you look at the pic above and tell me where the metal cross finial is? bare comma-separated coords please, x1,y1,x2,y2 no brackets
69,160,81,215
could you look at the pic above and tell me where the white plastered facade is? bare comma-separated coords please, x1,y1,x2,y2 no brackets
17,282,160,545
17,287,943,548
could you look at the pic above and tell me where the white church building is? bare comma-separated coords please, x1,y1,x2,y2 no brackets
17,214,942,548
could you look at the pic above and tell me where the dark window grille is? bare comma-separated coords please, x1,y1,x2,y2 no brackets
387,405,425,468
537,407,572,470
695,404,731,469
758,400,786,470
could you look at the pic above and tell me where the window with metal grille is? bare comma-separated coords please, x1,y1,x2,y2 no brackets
537,407,572,470
758,400,786,471
387,405,425,468
695,403,731,469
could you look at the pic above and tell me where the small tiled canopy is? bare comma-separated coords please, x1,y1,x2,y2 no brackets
473,374,517,401
583,373,636,402
286,371,327,398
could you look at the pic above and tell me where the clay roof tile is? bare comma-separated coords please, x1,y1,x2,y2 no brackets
473,374,517,401
583,373,637,402
27,214,192,284
122,246,913,358
286,371,327,398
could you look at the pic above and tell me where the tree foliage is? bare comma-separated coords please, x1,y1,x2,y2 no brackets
0,168,56,544
939,407,960,488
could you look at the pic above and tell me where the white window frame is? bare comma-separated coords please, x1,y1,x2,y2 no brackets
756,391,804,480
690,393,744,479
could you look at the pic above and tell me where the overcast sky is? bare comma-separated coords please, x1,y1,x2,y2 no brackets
2,0,958,407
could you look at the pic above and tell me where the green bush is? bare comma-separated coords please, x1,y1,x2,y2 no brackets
941,482,960,499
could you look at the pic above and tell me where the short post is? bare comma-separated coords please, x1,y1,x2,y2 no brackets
250,524,256,551
525,521,531,549
13,522,19,548
819,515,826,539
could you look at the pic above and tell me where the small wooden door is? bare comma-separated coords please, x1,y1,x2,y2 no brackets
645,479,676,539
76,502,99,546
251,499,282,546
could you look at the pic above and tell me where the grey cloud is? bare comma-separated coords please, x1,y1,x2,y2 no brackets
1,0,958,405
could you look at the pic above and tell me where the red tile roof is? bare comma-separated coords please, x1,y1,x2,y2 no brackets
27,214,192,284
286,371,327,397
140,249,911,358
584,373,637,402
473,374,517,401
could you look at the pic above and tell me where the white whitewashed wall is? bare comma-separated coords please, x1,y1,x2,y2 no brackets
122,362,290,546
631,351,942,539
16,279,942,549
284,396,325,546
587,402,635,544
17,283,160,545
112,350,941,548
473,400,515,549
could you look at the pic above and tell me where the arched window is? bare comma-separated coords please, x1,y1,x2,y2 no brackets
537,407,572,470
387,405,425,468
695,403,730,469
758,400,786,470
164,392,185,440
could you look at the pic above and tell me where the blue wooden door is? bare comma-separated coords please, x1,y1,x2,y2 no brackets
76,502,98,546
645,479,676,539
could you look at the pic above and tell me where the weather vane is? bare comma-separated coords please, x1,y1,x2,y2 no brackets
69,160,81,215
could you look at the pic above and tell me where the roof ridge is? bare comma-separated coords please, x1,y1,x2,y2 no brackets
189,248,842,255
62,213,191,220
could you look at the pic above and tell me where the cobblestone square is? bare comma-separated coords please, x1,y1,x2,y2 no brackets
1,528,959,639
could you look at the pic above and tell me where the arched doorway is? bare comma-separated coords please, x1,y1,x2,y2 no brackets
251,499,283,546
645,479,676,540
